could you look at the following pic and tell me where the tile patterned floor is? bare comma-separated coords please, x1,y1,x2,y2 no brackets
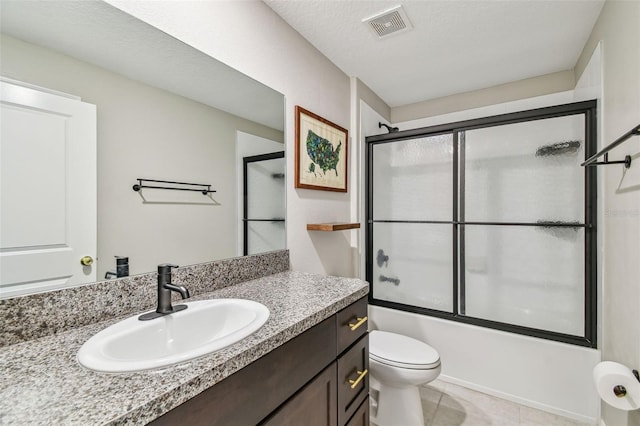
374,379,594,426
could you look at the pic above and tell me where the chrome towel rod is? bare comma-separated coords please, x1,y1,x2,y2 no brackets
581,123,640,168
132,178,216,194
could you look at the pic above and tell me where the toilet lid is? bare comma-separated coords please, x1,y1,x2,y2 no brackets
369,330,440,369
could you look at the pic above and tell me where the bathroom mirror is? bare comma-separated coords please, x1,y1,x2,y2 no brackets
0,0,285,296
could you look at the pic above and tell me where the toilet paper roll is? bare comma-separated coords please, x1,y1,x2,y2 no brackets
593,361,640,411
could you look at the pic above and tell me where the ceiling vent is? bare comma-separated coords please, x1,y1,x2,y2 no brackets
362,5,413,39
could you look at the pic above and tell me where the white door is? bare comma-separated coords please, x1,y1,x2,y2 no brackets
0,79,97,298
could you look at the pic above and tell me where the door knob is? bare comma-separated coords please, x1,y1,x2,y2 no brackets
80,256,94,266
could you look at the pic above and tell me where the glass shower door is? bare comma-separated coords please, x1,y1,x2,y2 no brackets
243,152,285,255
369,134,454,313
462,114,587,336
366,100,596,346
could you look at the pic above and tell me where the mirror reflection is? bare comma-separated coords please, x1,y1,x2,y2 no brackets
0,0,286,298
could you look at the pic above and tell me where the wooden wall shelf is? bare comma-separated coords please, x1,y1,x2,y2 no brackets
306,223,361,232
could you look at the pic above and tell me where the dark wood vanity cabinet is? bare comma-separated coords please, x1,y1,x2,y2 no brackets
151,297,369,426
335,297,369,425
262,363,338,426
337,331,369,425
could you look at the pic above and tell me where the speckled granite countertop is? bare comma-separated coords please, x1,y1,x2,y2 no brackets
0,271,368,425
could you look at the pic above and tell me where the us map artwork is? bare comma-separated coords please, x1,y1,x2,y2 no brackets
295,105,347,192
305,130,342,177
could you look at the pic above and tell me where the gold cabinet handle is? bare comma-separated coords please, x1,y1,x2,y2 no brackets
80,256,94,266
348,316,368,331
348,369,368,389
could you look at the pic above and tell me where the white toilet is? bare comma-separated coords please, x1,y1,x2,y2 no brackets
369,330,441,426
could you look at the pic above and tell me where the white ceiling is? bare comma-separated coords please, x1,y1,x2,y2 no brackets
265,0,605,108
0,0,284,131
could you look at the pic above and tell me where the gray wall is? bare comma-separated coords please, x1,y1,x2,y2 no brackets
576,1,640,425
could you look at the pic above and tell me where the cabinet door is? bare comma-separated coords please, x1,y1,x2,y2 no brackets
151,316,336,426
345,398,370,426
336,297,368,354
262,363,337,426
338,334,369,425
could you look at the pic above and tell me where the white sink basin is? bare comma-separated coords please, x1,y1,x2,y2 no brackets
77,299,269,373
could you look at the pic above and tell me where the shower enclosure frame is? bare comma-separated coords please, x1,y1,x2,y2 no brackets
242,151,286,256
365,100,597,348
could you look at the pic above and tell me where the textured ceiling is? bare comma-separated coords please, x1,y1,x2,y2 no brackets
265,0,604,108
0,0,284,131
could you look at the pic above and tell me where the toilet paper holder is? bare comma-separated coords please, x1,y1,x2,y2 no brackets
613,369,640,398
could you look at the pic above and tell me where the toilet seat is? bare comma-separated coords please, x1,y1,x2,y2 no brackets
370,330,440,370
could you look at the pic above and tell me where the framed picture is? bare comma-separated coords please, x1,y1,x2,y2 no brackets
295,106,348,192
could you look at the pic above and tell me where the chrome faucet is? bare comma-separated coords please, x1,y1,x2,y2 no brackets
139,264,190,321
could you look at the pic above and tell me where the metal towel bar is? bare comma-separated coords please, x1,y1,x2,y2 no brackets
581,123,640,168
132,178,216,194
